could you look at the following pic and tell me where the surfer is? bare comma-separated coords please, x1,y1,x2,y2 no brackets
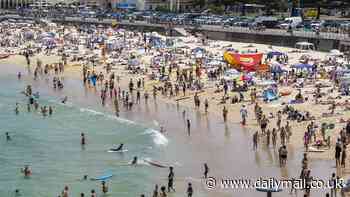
101,181,108,194
62,96,68,104
21,165,31,177
6,132,11,141
17,72,21,80
131,156,138,165
168,167,175,192
110,143,124,152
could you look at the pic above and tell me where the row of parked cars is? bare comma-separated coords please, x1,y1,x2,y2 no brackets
10,8,350,32
128,12,350,31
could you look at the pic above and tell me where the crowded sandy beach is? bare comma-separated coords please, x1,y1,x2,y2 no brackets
1,18,350,197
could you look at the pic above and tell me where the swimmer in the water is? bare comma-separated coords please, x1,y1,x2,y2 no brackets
15,103,19,115
62,96,68,104
6,132,11,141
21,165,31,177
77,175,88,181
131,156,138,165
110,143,123,151
48,106,53,116
15,189,21,197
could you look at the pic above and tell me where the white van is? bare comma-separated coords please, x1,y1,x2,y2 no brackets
279,17,303,29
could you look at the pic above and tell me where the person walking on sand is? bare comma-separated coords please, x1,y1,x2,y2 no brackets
335,140,342,167
222,106,228,122
240,105,247,125
272,128,277,147
203,163,209,178
253,131,259,150
168,167,175,192
341,145,347,168
204,98,209,113
187,119,191,136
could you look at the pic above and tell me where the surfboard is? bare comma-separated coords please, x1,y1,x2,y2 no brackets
107,149,128,153
91,174,113,181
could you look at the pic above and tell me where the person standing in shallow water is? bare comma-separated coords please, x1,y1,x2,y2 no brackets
168,166,175,192
186,119,191,136
101,181,108,194
81,133,86,146
15,103,19,115
222,106,228,122
204,163,209,178
6,132,11,141
253,131,259,150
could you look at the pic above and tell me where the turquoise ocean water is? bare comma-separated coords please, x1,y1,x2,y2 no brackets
0,65,165,197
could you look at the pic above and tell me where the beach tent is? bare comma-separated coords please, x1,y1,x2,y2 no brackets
224,51,263,72
291,63,313,70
